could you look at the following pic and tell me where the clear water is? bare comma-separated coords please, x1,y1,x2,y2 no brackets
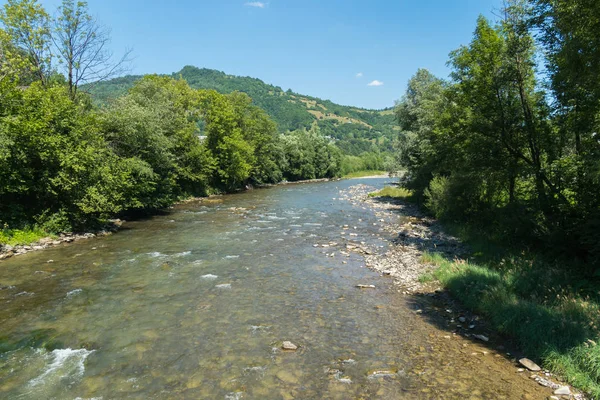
0,178,545,399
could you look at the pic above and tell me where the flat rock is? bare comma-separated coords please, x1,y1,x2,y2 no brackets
519,358,541,372
356,284,375,289
282,341,298,351
553,386,570,396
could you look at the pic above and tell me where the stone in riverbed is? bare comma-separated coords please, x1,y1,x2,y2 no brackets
356,284,375,289
474,334,489,342
282,341,298,351
553,386,570,396
519,358,541,372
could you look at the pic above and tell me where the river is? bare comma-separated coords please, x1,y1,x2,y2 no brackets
0,178,547,399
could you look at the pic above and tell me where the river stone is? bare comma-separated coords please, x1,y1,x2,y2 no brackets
553,386,570,395
282,341,298,351
519,358,541,372
474,334,489,342
356,284,375,289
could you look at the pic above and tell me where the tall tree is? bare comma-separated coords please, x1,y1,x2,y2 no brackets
53,0,131,99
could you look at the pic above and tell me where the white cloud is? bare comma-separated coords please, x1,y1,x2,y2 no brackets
367,80,384,87
245,2,265,7
356,72,363,78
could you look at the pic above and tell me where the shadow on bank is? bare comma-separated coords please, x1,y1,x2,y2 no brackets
370,193,600,398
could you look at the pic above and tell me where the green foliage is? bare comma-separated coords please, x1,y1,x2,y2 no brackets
280,124,342,181
0,225,52,246
395,2,600,261
0,0,51,85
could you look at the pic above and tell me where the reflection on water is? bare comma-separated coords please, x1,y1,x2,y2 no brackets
0,179,542,399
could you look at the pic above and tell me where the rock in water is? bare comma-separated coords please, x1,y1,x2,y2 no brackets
282,341,298,351
356,284,376,289
519,358,541,372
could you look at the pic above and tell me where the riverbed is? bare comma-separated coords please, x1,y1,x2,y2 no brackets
0,178,549,399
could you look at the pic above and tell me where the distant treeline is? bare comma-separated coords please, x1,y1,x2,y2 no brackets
396,0,600,264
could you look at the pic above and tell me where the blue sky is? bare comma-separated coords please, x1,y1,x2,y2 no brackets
32,0,502,109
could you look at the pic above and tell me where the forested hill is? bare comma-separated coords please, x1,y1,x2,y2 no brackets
85,66,398,155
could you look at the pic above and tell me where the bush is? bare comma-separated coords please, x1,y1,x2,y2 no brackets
37,210,73,233
424,175,451,218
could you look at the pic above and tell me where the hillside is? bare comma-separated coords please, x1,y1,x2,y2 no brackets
84,66,398,155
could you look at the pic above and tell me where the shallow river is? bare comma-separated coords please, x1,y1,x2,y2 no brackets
0,178,547,399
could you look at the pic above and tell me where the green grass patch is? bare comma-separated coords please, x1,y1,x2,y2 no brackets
424,250,600,397
418,272,435,283
0,226,53,246
343,170,388,179
368,186,414,200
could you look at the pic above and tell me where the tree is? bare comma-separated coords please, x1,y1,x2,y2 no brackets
53,0,131,99
394,68,446,195
0,0,51,86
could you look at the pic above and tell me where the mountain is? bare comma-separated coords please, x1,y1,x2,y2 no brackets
84,66,399,155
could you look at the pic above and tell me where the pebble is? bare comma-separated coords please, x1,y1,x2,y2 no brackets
356,284,375,289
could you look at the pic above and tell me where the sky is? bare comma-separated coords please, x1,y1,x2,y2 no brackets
28,0,503,109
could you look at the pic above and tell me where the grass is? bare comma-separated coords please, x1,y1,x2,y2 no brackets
0,226,54,247
343,170,388,179
421,248,600,397
417,272,435,283
368,186,414,200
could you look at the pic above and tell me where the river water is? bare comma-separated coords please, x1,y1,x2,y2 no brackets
0,178,546,399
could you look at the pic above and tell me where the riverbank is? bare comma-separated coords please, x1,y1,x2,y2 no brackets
0,220,124,262
344,182,591,399
343,170,389,179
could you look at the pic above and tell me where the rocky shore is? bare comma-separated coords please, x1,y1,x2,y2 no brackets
337,183,586,400
337,183,466,292
0,219,123,262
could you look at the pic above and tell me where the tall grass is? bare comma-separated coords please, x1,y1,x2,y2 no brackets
368,186,414,200
343,170,388,179
423,251,600,397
